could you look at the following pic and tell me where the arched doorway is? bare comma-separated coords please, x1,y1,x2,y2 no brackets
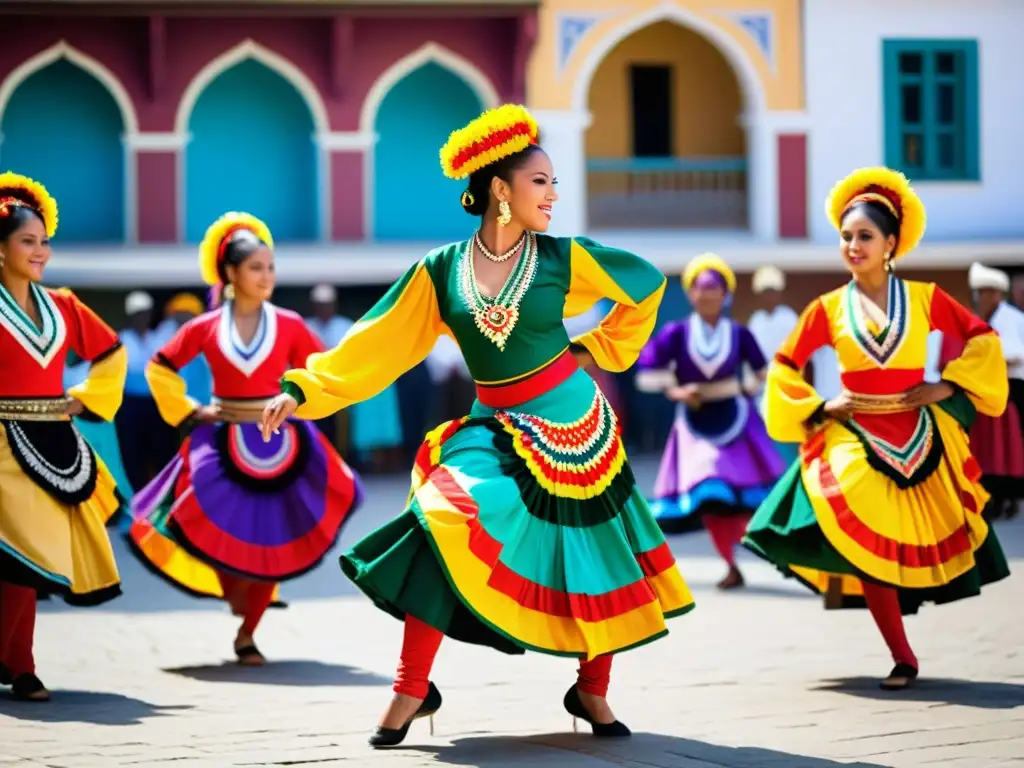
584,21,747,229
372,62,482,241
185,59,317,242
0,60,125,243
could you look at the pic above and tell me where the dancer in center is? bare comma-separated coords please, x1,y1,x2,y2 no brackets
744,167,1010,690
128,212,362,665
635,255,787,589
261,105,694,747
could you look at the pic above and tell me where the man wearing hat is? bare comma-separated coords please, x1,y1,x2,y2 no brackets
970,262,1024,426
117,291,178,491
747,266,800,464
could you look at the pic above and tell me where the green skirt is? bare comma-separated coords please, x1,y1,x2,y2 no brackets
743,460,1011,615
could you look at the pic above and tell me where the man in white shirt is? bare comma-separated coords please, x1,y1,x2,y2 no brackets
747,266,798,368
970,262,1024,429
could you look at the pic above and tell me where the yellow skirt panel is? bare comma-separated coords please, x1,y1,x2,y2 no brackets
0,429,120,598
802,407,989,590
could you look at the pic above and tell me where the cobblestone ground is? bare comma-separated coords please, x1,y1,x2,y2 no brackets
2,459,1023,768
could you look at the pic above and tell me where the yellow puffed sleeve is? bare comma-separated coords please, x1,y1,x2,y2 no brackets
146,361,199,427
928,284,1008,417
763,299,833,443
67,345,127,422
282,259,443,421
563,237,666,372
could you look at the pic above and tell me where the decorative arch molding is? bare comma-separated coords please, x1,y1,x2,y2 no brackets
174,39,330,134
0,40,139,133
570,4,768,117
359,42,500,133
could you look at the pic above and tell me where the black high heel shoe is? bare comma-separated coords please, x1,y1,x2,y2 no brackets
368,682,443,748
11,673,49,702
880,662,919,691
563,684,631,738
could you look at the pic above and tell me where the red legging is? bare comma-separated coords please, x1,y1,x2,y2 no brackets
216,573,276,636
862,581,917,668
394,615,614,699
0,582,37,677
704,513,750,567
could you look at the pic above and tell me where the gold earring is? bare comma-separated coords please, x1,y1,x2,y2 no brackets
224,284,236,301
883,253,894,273
497,200,512,228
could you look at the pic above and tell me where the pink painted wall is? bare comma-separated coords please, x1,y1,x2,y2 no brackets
0,14,519,132
330,152,363,240
136,152,177,242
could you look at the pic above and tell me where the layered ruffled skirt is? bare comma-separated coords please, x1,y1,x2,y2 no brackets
651,398,787,530
341,369,694,659
127,420,362,601
744,395,1010,614
0,419,122,605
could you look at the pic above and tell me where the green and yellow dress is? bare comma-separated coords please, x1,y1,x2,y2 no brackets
744,277,1011,612
281,234,694,659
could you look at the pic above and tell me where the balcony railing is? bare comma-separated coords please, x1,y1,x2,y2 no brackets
586,157,748,229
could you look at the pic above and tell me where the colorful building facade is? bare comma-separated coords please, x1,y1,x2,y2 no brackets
0,0,1021,289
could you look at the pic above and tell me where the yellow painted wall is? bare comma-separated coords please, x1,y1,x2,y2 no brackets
527,0,805,113
585,21,743,159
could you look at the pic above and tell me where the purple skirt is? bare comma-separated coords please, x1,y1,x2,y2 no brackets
651,398,786,520
127,420,363,591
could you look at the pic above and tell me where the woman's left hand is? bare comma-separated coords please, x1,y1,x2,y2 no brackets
900,381,955,408
572,348,595,369
65,398,85,417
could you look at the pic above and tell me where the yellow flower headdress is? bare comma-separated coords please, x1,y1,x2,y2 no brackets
439,104,539,181
0,172,58,238
198,212,274,287
825,167,926,259
682,253,736,293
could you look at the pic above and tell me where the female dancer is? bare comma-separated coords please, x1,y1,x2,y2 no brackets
0,172,127,700
635,255,786,588
744,167,1011,689
262,105,694,746
127,212,362,664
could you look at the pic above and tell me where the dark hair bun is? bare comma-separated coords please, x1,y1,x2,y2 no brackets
461,189,489,217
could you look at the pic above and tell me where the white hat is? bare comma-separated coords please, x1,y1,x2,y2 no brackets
752,266,785,294
310,284,337,303
125,291,154,315
968,262,1009,292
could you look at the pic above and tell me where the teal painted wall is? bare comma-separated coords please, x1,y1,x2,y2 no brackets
185,60,317,242
0,60,125,243
373,63,482,241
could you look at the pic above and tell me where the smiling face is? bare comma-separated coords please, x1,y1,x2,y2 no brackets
496,148,558,233
226,245,275,303
0,210,50,282
840,208,896,279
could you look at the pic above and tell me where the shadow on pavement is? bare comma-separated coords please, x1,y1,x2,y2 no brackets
413,733,893,767
0,690,189,725
163,659,390,687
815,677,1024,709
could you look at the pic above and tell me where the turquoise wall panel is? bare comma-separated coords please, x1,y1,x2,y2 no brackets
0,60,124,243
186,60,317,243
373,63,482,242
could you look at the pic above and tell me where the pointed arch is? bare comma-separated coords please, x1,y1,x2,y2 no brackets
0,40,139,133
175,39,329,135
359,42,499,133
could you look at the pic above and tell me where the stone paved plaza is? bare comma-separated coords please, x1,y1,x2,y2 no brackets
3,459,1023,768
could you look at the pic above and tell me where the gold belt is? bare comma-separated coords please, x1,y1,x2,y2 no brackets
211,397,273,424
844,391,915,414
0,397,71,422
696,378,745,402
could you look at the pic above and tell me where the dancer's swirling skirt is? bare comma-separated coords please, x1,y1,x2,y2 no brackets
340,369,694,660
744,394,1010,615
0,419,122,605
127,420,362,601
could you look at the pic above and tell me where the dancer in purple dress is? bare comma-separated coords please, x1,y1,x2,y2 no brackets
637,254,786,588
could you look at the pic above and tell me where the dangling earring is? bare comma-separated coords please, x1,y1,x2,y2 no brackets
497,200,512,228
883,252,894,273
224,284,236,301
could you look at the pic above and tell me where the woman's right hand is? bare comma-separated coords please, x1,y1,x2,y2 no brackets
667,383,702,409
822,391,855,422
260,394,298,442
191,405,222,424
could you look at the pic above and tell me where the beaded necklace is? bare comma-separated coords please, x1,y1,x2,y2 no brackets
459,231,537,350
